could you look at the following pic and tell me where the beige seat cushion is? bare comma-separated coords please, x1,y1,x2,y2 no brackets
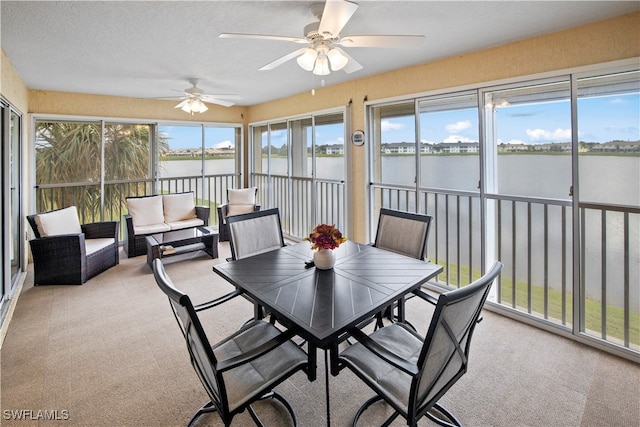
126,195,164,228
34,206,82,237
166,218,204,231
85,238,115,255
133,223,171,235
163,192,197,223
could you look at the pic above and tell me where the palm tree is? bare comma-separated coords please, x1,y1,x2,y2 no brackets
35,121,167,222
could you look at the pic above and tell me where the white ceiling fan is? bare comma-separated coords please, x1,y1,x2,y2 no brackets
168,78,240,113
219,0,425,76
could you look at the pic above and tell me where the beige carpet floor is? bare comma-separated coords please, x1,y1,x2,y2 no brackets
1,242,638,427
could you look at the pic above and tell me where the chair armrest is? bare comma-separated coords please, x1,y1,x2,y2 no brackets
215,323,300,372
29,234,86,264
124,214,135,235
194,288,243,312
82,221,119,240
346,326,419,376
195,206,210,225
217,204,229,223
412,288,438,306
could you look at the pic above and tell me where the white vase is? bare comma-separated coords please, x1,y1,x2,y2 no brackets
313,249,335,270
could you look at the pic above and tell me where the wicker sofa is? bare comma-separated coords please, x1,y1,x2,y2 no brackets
27,206,119,285
123,192,210,258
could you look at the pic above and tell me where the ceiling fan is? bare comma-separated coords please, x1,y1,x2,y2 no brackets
168,78,240,113
219,0,425,76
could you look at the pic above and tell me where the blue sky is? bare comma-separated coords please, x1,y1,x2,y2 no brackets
159,93,639,149
385,93,639,145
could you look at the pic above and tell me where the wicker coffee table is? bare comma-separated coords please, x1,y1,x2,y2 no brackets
146,226,218,268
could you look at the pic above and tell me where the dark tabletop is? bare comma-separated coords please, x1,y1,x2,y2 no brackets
213,240,443,348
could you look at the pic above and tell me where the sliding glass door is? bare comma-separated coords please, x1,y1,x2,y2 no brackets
1,99,22,323
367,65,639,359
249,110,346,240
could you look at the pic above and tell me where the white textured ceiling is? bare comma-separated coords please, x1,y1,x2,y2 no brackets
2,1,638,107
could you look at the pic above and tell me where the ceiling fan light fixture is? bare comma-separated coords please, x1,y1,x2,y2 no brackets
313,55,330,76
327,48,348,71
297,48,318,71
177,98,208,114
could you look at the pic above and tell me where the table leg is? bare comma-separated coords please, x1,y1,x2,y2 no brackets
324,349,331,427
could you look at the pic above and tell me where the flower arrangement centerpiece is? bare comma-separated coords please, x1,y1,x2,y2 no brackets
305,224,347,270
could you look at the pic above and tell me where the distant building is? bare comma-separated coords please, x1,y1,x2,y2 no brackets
324,144,344,155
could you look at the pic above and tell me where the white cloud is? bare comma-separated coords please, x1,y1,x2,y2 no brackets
381,120,404,132
609,97,627,105
526,128,571,142
445,120,471,133
213,140,233,149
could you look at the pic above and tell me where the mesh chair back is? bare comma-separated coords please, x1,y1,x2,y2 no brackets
152,259,226,414
410,261,503,420
227,208,285,260
374,208,432,260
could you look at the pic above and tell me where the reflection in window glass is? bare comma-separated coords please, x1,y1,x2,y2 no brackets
419,93,478,191
485,81,572,199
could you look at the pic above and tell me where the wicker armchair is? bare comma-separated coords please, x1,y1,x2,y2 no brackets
217,187,260,242
27,206,119,285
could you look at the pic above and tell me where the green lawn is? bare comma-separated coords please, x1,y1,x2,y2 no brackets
431,260,640,348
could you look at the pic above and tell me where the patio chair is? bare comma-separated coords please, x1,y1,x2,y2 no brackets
27,206,119,285
226,208,285,320
226,208,285,261
152,259,308,427
217,187,261,242
374,208,432,260
339,261,502,427
373,208,433,327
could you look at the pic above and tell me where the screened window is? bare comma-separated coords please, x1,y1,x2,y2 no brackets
371,102,416,187
484,80,572,199
418,92,479,191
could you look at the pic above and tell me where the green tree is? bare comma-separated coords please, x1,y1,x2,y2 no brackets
35,121,167,221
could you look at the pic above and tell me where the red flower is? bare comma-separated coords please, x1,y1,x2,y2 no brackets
305,224,347,250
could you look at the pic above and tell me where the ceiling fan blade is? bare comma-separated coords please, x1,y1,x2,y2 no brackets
201,94,241,100
219,33,307,44
339,35,425,48
174,99,189,109
334,47,363,74
201,97,235,108
259,48,308,71
318,0,359,38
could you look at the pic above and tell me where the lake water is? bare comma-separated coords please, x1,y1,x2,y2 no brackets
161,155,639,307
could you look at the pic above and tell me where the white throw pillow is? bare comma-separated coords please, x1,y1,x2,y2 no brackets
34,206,82,237
163,192,197,223
126,195,164,227
228,188,256,205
